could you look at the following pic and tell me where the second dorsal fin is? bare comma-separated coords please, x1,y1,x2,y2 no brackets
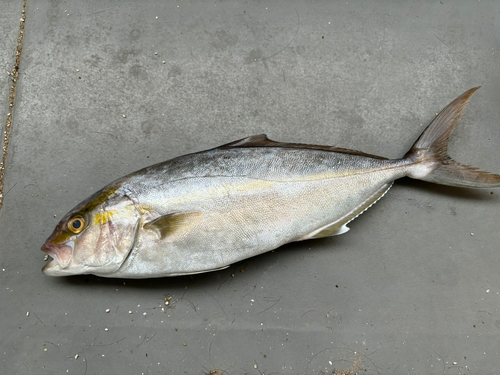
218,134,387,160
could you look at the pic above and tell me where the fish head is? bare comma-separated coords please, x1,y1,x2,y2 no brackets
41,185,141,277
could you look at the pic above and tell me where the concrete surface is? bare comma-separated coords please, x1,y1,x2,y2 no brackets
1,0,500,374
0,1,21,141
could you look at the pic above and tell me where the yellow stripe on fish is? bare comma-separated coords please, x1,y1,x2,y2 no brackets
92,211,116,226
167,179,280,206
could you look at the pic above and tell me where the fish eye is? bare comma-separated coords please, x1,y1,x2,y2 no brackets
68,216,85,234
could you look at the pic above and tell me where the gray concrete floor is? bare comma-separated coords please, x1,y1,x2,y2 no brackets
0,1,20,139
1,1,500,374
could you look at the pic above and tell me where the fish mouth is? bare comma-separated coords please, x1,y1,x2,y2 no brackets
41,245,62,275
41,244,60,263
41,242,73,275
42,258,63,275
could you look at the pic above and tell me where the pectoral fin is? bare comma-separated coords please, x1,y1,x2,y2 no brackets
144,212,203,241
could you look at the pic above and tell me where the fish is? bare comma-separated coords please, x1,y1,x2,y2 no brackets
41,87,500,278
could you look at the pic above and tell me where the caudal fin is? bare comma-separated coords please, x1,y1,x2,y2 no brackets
404,87,500,188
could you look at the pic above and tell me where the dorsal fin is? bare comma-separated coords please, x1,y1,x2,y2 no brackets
219,134,276,148
218,134,387,160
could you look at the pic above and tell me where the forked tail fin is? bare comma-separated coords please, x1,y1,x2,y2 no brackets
404,87,500,188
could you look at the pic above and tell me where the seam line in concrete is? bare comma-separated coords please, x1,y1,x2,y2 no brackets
0,0,27,216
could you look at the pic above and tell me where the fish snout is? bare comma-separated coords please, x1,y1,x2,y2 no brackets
41,241,74,270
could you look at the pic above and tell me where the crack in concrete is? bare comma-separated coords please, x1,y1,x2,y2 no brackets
0,0,27,216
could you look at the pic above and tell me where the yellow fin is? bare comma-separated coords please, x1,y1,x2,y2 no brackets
144,212,203,241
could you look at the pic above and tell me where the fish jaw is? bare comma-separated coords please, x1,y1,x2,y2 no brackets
41,242,90,276
42,259,63,276
41,241,74,275
41,259,87,277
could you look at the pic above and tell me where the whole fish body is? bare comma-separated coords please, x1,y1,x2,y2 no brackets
42,88,500,278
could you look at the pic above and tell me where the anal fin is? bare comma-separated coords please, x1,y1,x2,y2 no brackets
172,265,230,276
303,182,393,240
315,223,351,238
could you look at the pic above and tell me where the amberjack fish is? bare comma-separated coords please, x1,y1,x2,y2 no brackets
42,88,500,278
